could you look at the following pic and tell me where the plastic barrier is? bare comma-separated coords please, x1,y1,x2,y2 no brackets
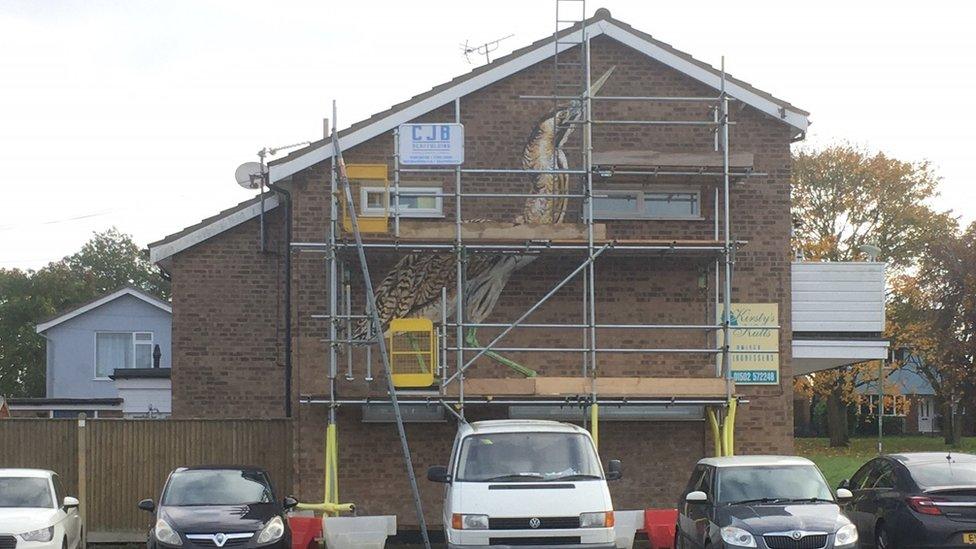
643,508,678,549
613,510,644,549
323,516,397,549
289,516,322,549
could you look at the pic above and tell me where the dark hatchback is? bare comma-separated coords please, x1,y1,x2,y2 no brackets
676,456,859,549
138,466,297,549
840,452,976,549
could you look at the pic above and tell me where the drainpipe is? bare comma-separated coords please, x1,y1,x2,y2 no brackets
266,179,293,418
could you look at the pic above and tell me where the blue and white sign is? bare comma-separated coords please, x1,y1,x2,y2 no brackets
398,123,464,165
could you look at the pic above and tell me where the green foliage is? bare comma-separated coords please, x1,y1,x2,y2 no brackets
0,228,169,397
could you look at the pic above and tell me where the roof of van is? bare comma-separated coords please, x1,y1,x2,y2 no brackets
460,419,590,436
0,469,54,478
698,456,815,468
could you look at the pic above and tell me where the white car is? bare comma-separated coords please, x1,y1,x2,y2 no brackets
427,420,621,549
0,469,82,549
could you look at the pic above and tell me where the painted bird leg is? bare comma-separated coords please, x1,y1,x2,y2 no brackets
465,328,537,378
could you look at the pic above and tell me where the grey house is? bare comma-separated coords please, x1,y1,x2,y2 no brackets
16,287,172,418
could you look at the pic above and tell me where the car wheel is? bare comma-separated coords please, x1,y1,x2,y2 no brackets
876,522,895,549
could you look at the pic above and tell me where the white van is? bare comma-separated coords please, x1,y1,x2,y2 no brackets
427,419,621,549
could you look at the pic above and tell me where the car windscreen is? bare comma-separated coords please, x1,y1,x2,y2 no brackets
910,460,976,489
717,465,833,504
0,477,54,508
456,432,602,482
162,470,274,506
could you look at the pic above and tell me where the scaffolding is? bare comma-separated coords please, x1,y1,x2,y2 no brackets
293,1,781,544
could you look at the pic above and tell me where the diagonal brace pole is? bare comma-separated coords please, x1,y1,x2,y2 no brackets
444,242,612,386
332,119,432,549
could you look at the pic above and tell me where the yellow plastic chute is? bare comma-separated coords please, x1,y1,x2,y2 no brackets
296,422,355,516
708,398,738,457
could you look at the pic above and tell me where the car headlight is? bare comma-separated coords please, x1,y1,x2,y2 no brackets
720,526,757,548
835,523,859,547
256,516,285,545
580,511,615,528
21,526,54,542
154,519,183,546
451,514,488,530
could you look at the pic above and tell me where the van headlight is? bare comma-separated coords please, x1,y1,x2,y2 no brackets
835,523,859,547
720,526,757,548
154,519,183,546
21,526,54,542
256,516,285,544
580,511,615,528
451,514,488,530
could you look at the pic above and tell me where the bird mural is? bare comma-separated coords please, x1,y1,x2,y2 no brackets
353,66,617,378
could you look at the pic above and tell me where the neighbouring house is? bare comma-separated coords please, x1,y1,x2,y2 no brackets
855,363,941,435
143,7,887,527
11,287,172,418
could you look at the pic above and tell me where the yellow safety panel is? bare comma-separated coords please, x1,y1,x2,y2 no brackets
341,164,389,233
389,318,437,388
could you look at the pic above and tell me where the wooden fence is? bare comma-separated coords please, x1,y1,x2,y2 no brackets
0,418,293,542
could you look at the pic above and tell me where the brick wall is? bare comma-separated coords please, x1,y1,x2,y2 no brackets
169,34,796,523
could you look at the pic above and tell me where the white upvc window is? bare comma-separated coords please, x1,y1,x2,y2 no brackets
590,187,702,220
361,186,443,218
94,331,153,379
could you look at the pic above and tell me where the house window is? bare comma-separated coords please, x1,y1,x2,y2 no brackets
361,186,443,218
95,332,153,378
591,188,701,220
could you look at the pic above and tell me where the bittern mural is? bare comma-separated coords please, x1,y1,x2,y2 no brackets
353,67,617,378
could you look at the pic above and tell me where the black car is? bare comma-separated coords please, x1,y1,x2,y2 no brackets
840,452,976,549
676,456,859,549
138,466,297,549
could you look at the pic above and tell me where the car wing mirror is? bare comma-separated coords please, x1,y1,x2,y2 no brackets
836,488,853,502
605,459,622,481
283,496,299,510
138,498,156,512
837,478,850,489
686,490,708,503
427,465,451,483
63,496,79,509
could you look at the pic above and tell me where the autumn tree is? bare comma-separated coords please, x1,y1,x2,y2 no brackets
0,228,169,397
791,144,955,446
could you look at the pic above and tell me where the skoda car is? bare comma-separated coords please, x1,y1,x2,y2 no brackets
0,469,82,549
138,466,296,549
676,456,858,549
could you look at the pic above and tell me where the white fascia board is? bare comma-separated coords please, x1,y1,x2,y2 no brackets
600,23,809,132
269,24,603,183
792,338,890,360
35,288,172,334
9,403,120,411
149,194,280,265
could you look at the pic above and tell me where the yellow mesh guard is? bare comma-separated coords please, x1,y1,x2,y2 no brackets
341,164,389,233
389,318,437,388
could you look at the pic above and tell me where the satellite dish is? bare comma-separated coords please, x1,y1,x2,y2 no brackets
858,243,882,262
235,162,264,190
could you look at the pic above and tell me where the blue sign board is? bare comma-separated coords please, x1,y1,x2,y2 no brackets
398,123,464,165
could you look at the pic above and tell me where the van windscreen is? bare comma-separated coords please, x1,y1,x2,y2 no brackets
456,432,602,482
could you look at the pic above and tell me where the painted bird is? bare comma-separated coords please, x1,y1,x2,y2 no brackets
353,67,617,378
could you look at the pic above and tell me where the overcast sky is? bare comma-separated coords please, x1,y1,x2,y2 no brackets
2,1,973,269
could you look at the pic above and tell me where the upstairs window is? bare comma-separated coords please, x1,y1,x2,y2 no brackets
591,188,701,220
361,186,443,218
95,331,153,379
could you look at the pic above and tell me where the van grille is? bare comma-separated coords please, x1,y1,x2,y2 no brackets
489,537,581,545
763,534,828,549
489,517,580,530
0,536,16,549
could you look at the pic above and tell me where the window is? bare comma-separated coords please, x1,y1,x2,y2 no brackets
162,469,275,506
95,331,153,378
715,465,833,503
0,477,54,508
455,432,602,482
361,186,443,218
591,188,701,220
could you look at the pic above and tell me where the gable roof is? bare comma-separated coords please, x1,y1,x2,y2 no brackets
35,286,172,334
148,8,808,265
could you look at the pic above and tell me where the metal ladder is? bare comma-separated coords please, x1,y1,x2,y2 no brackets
552,0,588,167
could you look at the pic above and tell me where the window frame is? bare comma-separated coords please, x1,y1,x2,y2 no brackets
93,331,154,380
360,185,444,218
589,186,703,221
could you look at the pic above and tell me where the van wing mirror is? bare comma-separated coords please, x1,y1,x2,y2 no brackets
427,465,451,483
605,459,622,481
138,498,156,512
686,490,708,503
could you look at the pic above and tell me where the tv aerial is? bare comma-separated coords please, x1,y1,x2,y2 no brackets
461,34,514,64
233,141,311,190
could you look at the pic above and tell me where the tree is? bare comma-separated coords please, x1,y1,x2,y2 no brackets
888,221,976,444
791,144,956,446
0,228,169,398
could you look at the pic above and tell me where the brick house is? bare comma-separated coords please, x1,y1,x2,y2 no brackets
150,9,810,526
